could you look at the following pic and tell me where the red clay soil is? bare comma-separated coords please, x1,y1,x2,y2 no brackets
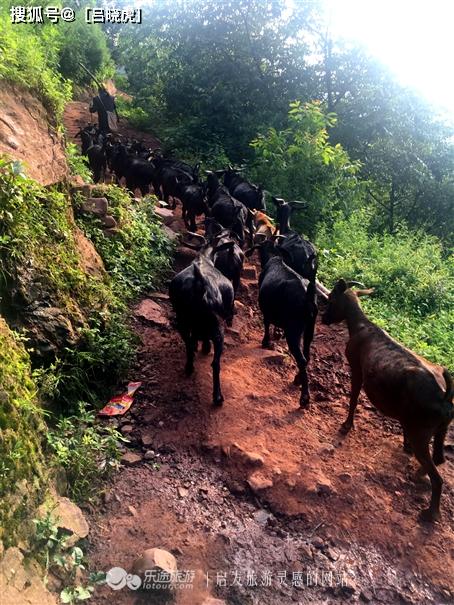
65,109,454,605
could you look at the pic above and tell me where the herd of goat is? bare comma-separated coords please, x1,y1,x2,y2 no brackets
78,125,453,524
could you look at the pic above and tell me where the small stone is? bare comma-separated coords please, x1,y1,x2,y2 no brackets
339,472,352,483
158,421,164,427
100,214,117,229
134,299,169,327
121,452,142,466
320,443,335,456
317,480,334,497
339,578,357,598
326,547,339,561
154,207,174,220
132,548,177,589
226,479,246,495
81,197,108,216
311,536,325,550
141,434,154,447
121,424,134,435
163,225,179,241
360,589,374,603
253,509,271,525
226,326,241,337
229,442,264,466
143,450,155,460
263,352,287,365
300,542,313,559
247,472,273,492
149,292,170,301
128,505,138,517
178,487,189,498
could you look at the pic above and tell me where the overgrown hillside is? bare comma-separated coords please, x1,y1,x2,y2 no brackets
0,6,173,577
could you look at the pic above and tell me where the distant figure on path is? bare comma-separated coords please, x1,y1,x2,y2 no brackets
89,82,119,133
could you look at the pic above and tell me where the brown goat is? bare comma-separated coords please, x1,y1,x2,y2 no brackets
322,279,453,522
250,210,276,243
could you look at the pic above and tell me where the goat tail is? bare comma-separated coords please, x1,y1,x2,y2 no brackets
442,368,453,403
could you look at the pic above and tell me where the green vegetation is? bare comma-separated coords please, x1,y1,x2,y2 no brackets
77,185,174,299
250,101,364,238
0,155,173,542
0,2,113,120
33,511,103,602
0,13,71,119
66,143,93,183
47,403,124,503
115,0,454,244
115,96,150,131
58,15,114,86
317,210,454,372
0,318,46,546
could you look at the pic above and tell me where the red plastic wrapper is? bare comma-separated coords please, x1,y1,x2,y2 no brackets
98,382,142,416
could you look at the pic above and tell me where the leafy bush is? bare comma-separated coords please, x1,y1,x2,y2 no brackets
47,402,124,503
0,15,72,120
116,96,151,131
317,210,454,371
0,318,47,545
250,101,365,238
57,16,114,86
66,143,93,183
77,185,174,300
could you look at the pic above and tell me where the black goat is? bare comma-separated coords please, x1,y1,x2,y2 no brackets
247,240,318,407
271,196,307,235
188,219,245,295
169,254,234,406
177,182,208,232
154,158,200,208
223,167,265,245
270,196,318,281
109,143,159,195
75,125,97,156
205,172,248,244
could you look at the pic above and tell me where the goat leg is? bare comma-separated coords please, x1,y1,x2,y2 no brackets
183,330,196,376
402,426,413,454
433,422,449,465
284,328,309,407
211,331,224,406
408,429,443,522
261,318,273,349
341,366,362,434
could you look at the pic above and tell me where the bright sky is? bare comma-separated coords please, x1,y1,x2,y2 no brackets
325,0,454,119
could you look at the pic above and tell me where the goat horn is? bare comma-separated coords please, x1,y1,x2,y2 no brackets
185,231,206,243
347,280,366,288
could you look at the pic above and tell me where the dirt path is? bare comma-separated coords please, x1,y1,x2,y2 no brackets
64,99,160,148
64,108,454,605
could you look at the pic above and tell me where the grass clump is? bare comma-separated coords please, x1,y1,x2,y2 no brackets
77,184,174,300
317,209,454,371
0,318,47,546
47,402,124,504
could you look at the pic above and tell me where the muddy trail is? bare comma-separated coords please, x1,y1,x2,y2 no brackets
65,102,454,605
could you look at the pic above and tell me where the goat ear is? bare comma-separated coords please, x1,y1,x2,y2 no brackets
271,196,282,207
214,169,225,176
355,288,375,297
334,279,348,293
